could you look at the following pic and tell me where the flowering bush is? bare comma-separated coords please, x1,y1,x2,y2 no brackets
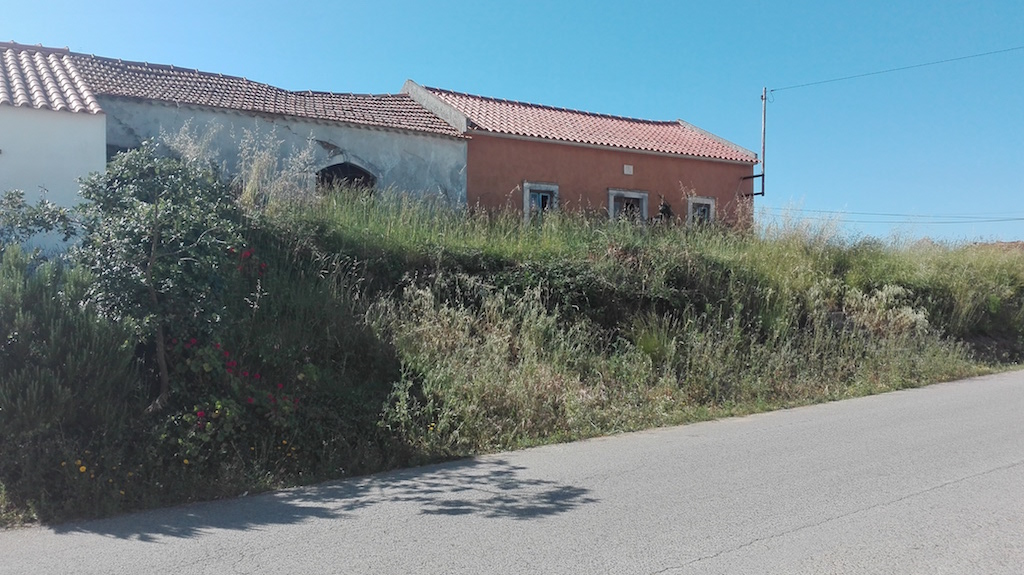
75,141,242,407
149,338,306,477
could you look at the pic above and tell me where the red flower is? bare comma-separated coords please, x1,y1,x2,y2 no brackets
213,343,221,349
277,383,284,390
171,338,178,344
223,351,230,358
253,373,261,380
247,397,255,404
189,338,197,345
226,368,234,374
241,370,249,377
197,411,206,418
227,360,237,368
242,249,253,259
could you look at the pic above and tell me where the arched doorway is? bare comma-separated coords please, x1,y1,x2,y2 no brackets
316,162,377,190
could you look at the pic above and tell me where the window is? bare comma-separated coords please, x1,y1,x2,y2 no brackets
608,189,649,221
316,162,377,190
687,197,716,225
523,181,558,221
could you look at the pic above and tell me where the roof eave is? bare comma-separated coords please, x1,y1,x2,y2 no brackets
465,129,758,165
96,95,467,140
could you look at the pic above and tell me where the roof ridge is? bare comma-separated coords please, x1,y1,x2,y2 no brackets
73,51,414,101
424,86,680,125
0,41,70,54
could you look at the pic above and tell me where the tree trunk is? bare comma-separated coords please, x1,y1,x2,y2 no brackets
144,198,171,414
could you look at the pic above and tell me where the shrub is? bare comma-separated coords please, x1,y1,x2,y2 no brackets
75,141,242,407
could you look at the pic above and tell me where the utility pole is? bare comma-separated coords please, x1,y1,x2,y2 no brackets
743,86,767,197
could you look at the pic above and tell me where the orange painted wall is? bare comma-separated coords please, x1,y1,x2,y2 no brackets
466,133,756,225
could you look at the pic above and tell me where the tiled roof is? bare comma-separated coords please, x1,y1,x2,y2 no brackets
425,87,757,163
0,43,102,114
66,52,462,137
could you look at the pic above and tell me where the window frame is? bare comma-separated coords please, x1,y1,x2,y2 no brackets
523,181,559,221
608,188,649,221
687,196,716,225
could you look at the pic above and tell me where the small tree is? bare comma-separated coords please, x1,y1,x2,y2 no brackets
0,189,76,246
76,142,241,411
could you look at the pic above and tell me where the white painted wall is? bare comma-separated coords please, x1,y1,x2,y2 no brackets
100,98,468,205
0,106,106,208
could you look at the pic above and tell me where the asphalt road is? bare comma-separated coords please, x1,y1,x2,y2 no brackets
3,371,1022,574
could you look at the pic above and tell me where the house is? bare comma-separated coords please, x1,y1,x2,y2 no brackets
1,42,468,210
0,45,106,212
2,41,757,231
403,80,758,225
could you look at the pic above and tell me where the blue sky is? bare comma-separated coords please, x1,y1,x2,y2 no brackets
7,0,1023,242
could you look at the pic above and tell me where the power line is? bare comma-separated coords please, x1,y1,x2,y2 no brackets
759,206,1024,221
771,45,1024,93
759,212,1024,225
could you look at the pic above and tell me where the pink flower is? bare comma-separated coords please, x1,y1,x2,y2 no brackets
197,411,206,418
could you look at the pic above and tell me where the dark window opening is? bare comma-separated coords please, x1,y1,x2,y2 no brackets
612,196,643,220
316,162,377,190
690,201,714,224
529,190,554,213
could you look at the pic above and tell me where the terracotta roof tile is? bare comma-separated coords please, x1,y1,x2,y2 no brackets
65,52,462,137
0,42,102,114
426,87,757,163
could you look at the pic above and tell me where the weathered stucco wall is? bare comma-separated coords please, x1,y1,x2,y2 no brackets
100,97,468,204
466,133,755,224
0,106,106,207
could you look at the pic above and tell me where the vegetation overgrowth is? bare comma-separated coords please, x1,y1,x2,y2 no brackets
2,140,1022,526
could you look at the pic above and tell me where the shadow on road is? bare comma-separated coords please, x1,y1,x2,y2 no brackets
50,457,596,541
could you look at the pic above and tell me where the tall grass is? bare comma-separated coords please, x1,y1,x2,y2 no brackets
258,188,1004,460
2,149,1020,525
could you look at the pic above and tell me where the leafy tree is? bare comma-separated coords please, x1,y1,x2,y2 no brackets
76,142,241,411
0,189,76,246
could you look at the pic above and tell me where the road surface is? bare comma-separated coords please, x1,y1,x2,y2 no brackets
2,371,1022,574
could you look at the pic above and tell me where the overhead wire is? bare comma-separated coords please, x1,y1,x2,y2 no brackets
759,45,1024,230
758,206,1024,221
770,45,1024,93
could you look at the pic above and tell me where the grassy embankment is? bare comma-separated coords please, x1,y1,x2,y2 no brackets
2,184,1022,526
